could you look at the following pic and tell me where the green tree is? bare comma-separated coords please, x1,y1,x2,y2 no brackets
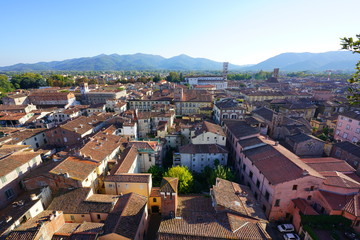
152,74,161,83
341,34,360,105
148,165,165,187
0,74,14,93
204,165,235,186
11,73,47,89
254,70,272,80
164,166,193,194
166,72,180,82
47,74,73,87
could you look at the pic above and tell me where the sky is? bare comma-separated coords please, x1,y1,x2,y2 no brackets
0,0,359,67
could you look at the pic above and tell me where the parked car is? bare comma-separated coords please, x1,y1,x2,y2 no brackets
283,233,300,240
277,224,295,232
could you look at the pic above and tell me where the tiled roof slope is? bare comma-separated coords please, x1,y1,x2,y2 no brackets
102,193,148,239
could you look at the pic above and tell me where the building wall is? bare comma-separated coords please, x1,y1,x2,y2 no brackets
22,132,47,149
138,152,156,172
0,154,42,208
175,101,213,116
191,132,226,146
45,127,84,147
160,192,177,218
105,182,151,197
330,145,360,170
285,138,325,157
334,114,360,143
235,144,323,221
2,96,29,105
179,152,228,172
65,213,92,223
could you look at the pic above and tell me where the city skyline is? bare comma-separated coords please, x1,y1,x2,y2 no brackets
1,0,359,67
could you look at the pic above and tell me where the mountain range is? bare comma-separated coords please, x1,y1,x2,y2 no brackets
0,51,358,72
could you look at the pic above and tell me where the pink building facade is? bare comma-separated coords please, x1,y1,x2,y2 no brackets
233,135,324,221
334,112,360,144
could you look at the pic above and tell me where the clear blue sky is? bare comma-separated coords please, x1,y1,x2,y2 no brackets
0,0,359,66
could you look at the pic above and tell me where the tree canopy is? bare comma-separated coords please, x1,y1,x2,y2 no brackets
164,165,193,194
0,74,14,93
203,165,235,187
11,73,47,89
166,72,181,82
47,74,74,87
147,165,165,187
341,34,360,105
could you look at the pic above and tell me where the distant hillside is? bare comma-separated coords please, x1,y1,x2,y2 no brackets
1,51,358,72
0,53,244,72
247,51,359,71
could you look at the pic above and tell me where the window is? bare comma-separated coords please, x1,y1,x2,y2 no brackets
343,132,348,139
307,195,312,200
310,186,315,191
5,188,14,199
357,128,360,134
353,137,359,143
256,179,260,188
265,191,270,201
292,185,298,190
346,124,350,130
97,214,101,220
243,164,246,171
153,198,157,203
274,199,280,207
1,176,7,184
249,171,253,178
81,215,85,217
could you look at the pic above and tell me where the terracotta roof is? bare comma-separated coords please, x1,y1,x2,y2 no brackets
0,104,30,111
128,141,158,151
49,156,99,181
215,99,245,110
80,130,123,162
179,144,228,154
158,195,271,240
340,111,360,121
0,144,30,159
292,198,319,215
48,188,119,214
333,141,360,158
319,190,360,216
104,173,151,183
102,193,148,239
238,137,265,150
211,178,267,221
110,146,138,174
287,133,324,143
194,121,225,137
224,120,260,139
252,107,275,122
193,84,215,88
60,114,111,135
0,151,41,177
160,177,178,193
301,157,355,173
243,143,320,185
320,171,360,189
